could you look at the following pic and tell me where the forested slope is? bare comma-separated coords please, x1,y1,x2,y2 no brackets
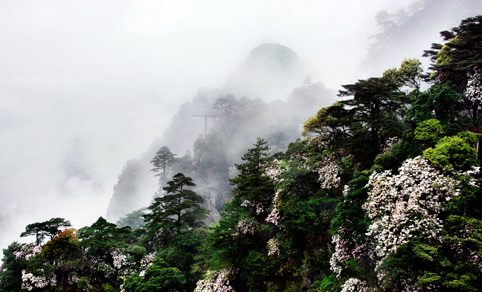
1,15,482,292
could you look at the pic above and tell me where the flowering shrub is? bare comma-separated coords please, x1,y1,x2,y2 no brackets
234,219,257,235
465,66,482,111
194,269,235,292
139,252,156,279
21,270,57,291
340,278,367,292
111,248,129,269
267,238,280,256
364,156,460,261
13,243,42,260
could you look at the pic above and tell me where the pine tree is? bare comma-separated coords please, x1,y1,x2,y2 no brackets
144,173,208,247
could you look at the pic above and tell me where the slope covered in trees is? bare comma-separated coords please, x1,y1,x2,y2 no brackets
1,15,482,292
106,43,335,223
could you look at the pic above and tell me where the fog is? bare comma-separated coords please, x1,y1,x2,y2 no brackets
0,0,480,252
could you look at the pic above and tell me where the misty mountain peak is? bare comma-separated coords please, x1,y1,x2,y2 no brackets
223,43,305,101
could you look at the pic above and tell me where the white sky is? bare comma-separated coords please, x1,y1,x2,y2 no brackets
0,0,477,251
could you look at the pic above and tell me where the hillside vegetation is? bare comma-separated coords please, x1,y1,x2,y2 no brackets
1,15,482,292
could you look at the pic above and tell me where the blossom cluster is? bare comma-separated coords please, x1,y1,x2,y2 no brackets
139,252,156,279
235,219,257,235
265,189,282,226
364,156,460,260
466,66,482,104
21,270,57,291
13,243,42,260
267,238,280,256
316,155,341,189
112,248,129,269
288,149,341,190
194,269,235,292
340,278,367,292
91,257,116,278
262,159,284,184
329,231,373,277
329,234,350,277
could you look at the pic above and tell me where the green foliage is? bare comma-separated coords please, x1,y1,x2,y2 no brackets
331,172,371,238
79,217,131,259
116,208,147,230
151,146,176,183
205,138,278,291
0,242,26,292
415,118,446,148
311,275,339,292
373,140,405,170
20,217,72,246
424,15,482,120
445,174,482,218
159,228,208,290
423,135,478,170
144,173,208,247
124,257,186,292
406,83,466,135
383,58,423,90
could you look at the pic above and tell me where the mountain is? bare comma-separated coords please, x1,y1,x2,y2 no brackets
105,43,335,223
223,43,305,101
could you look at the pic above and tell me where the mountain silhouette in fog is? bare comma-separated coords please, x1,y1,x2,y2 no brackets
223,43,305,101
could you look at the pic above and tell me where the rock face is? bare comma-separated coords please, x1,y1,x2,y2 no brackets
105,43,334,224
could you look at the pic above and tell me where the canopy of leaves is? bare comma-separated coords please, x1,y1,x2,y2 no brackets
423,135,478,170
20,217,72,246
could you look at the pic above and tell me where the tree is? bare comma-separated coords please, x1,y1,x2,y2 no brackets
41,229,89,289
20,217,72,246
230,137,275,223
207,138,277,291
383,58,424,90
212,94,242,124
151,146,176,183
423,135,478,171
424,15,482,120
78,217,131,259
338,76,404,167
116,208,147,230
0,242,26,292
144,173,208,247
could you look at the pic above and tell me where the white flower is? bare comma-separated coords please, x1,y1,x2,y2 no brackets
340,278,367,292
194,269,235,292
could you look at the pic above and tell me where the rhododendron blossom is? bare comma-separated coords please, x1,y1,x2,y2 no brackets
195,269,235,292
364,156,460,260
13,244,42,260
267,238,280,256
340,278,367,292
234,219,256,235
21,270,56,291
111,249,129,269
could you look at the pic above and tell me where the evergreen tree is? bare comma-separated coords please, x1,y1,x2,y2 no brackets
20,217,72,246
151,146,176,183
144,173,208,248
230,137,275,222
424,15,482,119
208,138,277,291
